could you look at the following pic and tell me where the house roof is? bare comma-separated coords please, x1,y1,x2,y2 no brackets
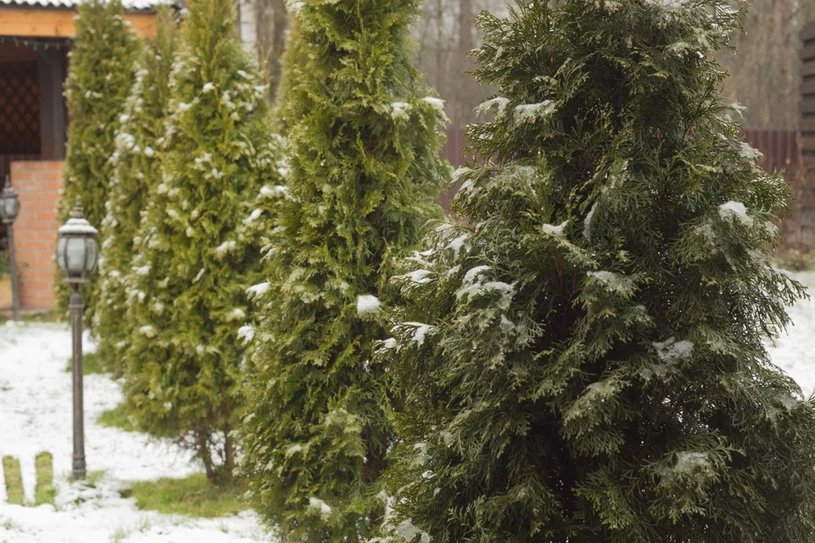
0,0,167,12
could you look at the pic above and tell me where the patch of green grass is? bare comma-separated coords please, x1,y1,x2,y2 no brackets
128,474,247,519
34,452,55,506
63,469,106,487
110,526,129,543
2,456,24,505
97,403,137,433
64,352,112,375
109,518,151,542
0,309,61,325
86,470,106,487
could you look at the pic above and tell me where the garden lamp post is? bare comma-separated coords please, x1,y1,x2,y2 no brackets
56,198,99,481
0,175,21,321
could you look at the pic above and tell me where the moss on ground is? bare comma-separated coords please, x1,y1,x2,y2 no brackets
97,403,138,432
2,456,24,505
34,452,56,506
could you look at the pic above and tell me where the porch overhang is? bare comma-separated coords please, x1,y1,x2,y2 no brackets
0,7,157,38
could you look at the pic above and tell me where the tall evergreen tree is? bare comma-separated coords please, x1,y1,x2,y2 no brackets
58,0,139,319
238,1,449,540
95,7,178,372
381,1,815,542
121,0,282,484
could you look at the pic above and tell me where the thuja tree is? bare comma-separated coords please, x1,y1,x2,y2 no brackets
381,1,815,542
238,0,449,540
95,7,177,372
269,17,304,134
122,0,281,484
58,0,138,318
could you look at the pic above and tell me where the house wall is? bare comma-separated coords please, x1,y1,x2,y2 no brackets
10,160,63,311
0,8,158,39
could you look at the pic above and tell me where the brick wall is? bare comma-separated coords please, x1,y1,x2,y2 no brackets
10,161,63,311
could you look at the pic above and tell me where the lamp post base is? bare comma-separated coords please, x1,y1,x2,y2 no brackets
72,456,86,481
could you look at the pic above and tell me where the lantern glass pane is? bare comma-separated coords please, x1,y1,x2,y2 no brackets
6,197,19,220
86,239,98,273
66,237,86,273
56,237,68,271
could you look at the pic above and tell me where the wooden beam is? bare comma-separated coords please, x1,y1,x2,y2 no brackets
0,8,156,39
802,22,815,42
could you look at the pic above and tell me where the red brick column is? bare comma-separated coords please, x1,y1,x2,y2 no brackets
10,161,64,311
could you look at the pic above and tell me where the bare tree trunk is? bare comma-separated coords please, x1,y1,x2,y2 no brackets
455,0,474,127
256,0,288,102
223,406,235,480
197,431,216,483
435,0,445,101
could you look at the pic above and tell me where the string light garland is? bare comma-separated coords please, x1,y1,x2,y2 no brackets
0,36,71,51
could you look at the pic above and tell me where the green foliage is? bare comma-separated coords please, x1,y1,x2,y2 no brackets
2,456,23,505
121,0,283,484
238,1,449,541
97,403,138,432
34,452,55,506
381,1,815,542
64,352,111,375
128,473,247,518
57,0,139,322
269,17,304,134
94,8,178,374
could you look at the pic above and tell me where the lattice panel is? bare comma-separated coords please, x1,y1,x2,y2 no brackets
0,62,41,154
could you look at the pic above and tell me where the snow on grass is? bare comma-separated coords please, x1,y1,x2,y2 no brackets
0,322,270,542
1,269,815,541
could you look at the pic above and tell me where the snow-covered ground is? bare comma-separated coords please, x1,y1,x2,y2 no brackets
769,271,815,398
0,323,271,543
1,272,814,542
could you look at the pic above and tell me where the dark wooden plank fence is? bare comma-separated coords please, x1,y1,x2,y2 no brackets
442,128,805,244
794,21,815,250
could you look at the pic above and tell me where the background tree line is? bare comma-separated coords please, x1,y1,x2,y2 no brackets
251,0,815,131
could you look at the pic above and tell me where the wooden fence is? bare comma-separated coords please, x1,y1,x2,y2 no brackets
441,128,806,247
796,21,815,250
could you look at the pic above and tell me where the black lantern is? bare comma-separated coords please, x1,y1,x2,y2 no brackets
0,175,20,224
1,175,21,320
57,198,99,286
